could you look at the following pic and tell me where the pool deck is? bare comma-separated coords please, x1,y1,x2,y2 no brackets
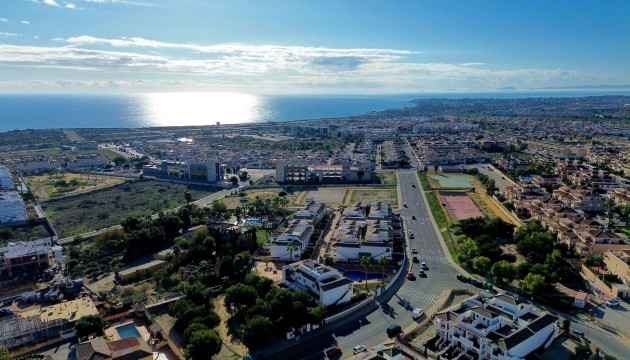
104,318,150,342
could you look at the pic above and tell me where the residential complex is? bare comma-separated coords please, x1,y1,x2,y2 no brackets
432,292,559,360
275,160,374,184
143,159,222,183
0,190,27,223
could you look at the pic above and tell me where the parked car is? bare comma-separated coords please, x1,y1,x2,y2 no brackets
411,247,418,254
421,262,428,270
406,271,415,280
412,255,419,262
325,345,341,357
418,269,426,277
411,215,417,220
605,298,620,307
408,230,414,237
412,308,424,319
570,329,584,336
386,324,402,337
352,345,366,354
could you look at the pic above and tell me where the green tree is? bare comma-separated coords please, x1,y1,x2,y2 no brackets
286,241,299,262
472,256,491,274
360,255,372,290
230,175,239,186
491,260,516,284
184,329,222,359
571,344,592,360
184,190,192,208
457,238,479,263
224,283,258,316
75,314,104,338
0,347,10,360
242,315,273,349
378,256,389,285
561,319,571,333
523,273,546,295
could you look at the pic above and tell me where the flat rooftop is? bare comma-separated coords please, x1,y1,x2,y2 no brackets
19,297,98,323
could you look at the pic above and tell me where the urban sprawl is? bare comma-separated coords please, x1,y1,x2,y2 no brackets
1,96,630,360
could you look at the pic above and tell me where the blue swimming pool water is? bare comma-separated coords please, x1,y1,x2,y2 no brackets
116,323,141,339
245,219,263,226
337,269,389,281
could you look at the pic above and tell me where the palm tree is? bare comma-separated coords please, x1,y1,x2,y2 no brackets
172,244,181,263
286,241,300,263
378,256,389,285
184,191,192,208
606,197,616,227
360,255,372,290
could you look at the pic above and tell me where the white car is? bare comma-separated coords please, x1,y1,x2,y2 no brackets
353,345,366,354
411,248,418,254
412,308,424,319
605,298,620,307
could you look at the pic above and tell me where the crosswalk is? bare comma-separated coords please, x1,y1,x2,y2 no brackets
415,255,447,263
397,286,440,303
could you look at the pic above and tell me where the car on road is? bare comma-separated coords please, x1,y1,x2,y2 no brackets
386,324,402,337
412,255,419,262
324,345,341,357
404,203,408,207
411,247,418,254
412,184,416,188
421,262,428,270
408,230,414,237
352,345,366,354
502,176,506,179
411,215,417,220
605,298,620,306
412,308,424,319
418,269,426,277
570,329,584,336
406,271,415,280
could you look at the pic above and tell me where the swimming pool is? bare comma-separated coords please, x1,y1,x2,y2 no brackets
116,323,141,339
244,219,263,226
337,269,389,281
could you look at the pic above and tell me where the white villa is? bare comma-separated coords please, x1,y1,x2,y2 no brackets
432,291,560,360
269,220,314,261
282,260,354,307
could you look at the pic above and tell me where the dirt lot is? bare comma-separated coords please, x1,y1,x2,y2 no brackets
26,173,126,201
219,189,294,209
302,187,347,207
345,188,398,206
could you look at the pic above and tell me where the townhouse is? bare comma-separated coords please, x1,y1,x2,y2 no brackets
282,260,354,307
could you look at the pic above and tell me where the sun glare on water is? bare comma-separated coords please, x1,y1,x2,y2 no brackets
142,92,264,126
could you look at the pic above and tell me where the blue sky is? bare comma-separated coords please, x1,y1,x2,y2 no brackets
0,0,629,94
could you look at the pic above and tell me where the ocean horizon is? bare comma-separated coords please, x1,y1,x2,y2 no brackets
0,91,628,133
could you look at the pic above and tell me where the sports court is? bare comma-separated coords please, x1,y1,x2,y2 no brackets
441,194,483,220
430,174,471,188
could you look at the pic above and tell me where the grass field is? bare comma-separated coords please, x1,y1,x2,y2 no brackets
430,174,472,188
26,173,126,200
345,188,398,206
42,179,217,237
377,172,397,185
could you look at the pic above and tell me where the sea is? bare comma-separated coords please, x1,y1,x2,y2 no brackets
0,91,627,132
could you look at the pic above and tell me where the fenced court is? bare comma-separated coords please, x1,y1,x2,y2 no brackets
441,194,483,220
430,174,472,188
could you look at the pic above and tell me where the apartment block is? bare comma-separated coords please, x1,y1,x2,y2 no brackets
282,260,354,307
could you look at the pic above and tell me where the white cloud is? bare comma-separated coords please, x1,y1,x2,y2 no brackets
22,21,30,25
43,0,61,7
0,37,588,93
0,32,19,37
0,18,8,23
83,0,154,6
65,3,76,8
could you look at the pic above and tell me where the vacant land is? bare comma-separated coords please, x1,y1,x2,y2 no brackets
42,180,217,237
377,172,397,185
302,187,347,207
26,173,126,201
430,174,472,188
0,148,119,160
346,188,398,206
0,224,52,243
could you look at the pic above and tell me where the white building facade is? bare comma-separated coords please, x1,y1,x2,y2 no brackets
433,292,559,360
0,191,27,223
282,261,354,307
269,220,314,261
0,166,13,190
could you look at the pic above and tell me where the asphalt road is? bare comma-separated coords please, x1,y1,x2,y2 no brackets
472,164,514,191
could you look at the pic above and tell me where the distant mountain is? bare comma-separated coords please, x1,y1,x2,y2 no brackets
542,84,630,90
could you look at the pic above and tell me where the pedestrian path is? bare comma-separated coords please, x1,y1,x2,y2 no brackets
397,286,440,303
415,255,447,263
